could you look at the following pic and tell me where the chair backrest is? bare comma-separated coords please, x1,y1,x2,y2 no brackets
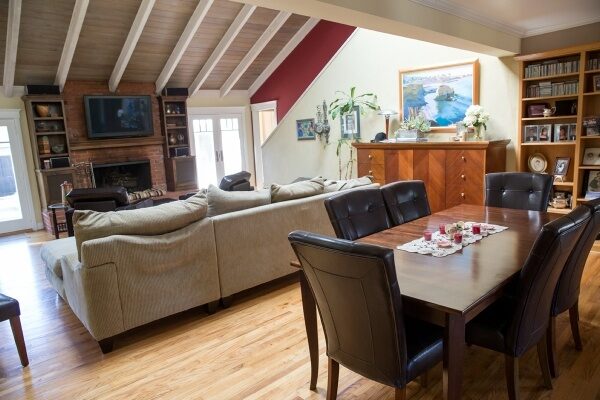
288,231,407,387
381,180,431,226
552,198,600,316
324,188,391,240
485,172,553,211
507,206,591,356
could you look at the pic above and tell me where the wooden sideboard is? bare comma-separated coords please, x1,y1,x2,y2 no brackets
353,140,510,212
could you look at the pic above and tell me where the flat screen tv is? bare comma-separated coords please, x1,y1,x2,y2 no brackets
84,95,154,139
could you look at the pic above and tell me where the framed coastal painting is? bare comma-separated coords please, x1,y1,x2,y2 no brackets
399,60,479,132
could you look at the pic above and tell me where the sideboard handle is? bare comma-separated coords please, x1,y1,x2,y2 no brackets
368,170,373,175
461,193,465,198
461,174,466,180
368,154,373,159
461,156,466,161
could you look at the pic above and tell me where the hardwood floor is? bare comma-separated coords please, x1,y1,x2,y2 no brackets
0,231,599,399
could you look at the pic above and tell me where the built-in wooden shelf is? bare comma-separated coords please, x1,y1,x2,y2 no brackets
584,69,600,74
583,92,600,96
522,94,579,101
39,153,68,159
522,72,580,82
166,126,187,130
553,181,574,187
70,137,164,150
35,131,66,135
166,114,186,117
581,136,600,139
547,206,572,214
167,144,188,148
579,165,600,170
521,142,576,146
521,116,577,121
33,116,64,121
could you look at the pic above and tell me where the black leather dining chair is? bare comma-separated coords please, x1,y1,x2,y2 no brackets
547,198,600,377
381,180,431,226
324,187,391,240
485,172,553,211
0,293,29,367
465,206,590,400
288,231,443,400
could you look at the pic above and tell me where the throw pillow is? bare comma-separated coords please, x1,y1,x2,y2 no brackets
73,192,208,260
324,176,374,192
206,185,271,217
270,177,325,202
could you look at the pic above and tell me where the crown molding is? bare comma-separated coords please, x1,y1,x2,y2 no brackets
410,0,600,38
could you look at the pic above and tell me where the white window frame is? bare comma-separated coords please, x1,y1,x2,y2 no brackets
187,107,249,187
250,100,277,189
0,109,36,233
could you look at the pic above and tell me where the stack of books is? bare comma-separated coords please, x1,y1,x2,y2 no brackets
525,59,579,78
587,56,600,71
526,80,578,98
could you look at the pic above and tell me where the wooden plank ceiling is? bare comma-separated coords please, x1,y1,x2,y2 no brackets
6,0,311,93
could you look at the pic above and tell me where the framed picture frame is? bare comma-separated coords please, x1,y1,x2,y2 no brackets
568,123,577,141
554,124,570,142
341,106,360,139
538,124,551,142
585,170,600,199
553,157,570,177
527,103,549,118
399,59,479,133
524,125,539,142
296,118,315,140
582,148,600,165
593,75,600,92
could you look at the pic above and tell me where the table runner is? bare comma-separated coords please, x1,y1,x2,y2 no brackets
397,222,508,257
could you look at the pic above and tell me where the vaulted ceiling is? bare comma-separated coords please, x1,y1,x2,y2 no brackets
0,0,317,96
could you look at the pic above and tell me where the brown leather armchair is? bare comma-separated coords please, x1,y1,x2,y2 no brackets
289,231,443,400
465,206,590,400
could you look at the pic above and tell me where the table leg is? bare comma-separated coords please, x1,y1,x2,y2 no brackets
51,209,60,239
443,313,465,400
300,273,319,391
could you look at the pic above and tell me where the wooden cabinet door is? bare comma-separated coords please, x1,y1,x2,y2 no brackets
445,150,465,209
462,150,485,205
357,149,385,183
413,149,446,213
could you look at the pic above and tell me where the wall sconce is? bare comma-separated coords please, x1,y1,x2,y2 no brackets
315,100,330,144
378,109,398,138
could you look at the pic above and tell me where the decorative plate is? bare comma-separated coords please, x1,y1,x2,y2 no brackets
528,153,548,173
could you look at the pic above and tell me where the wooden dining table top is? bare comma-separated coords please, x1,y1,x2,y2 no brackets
357,204,561,318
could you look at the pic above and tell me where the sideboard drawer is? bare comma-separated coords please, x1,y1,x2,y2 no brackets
357,149,384,165
358,163,385,183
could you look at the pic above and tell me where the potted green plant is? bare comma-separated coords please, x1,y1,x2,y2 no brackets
328,87,380,179
396,110,431,139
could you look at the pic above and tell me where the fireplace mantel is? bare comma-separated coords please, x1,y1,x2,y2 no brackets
70,137,164,151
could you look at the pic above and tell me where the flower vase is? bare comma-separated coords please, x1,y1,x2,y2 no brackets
474,126,484,140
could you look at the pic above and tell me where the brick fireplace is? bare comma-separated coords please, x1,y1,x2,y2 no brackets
62,81,167,190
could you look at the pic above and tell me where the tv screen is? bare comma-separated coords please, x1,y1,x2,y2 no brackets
84,95,154,139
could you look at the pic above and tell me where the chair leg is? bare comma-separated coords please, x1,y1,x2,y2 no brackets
9,316,29,367
547,316,559,378
395,387,407,400
569,301,583,351
327,358,339,400
419,370,429,388
537,334,553,390
505,355,520,400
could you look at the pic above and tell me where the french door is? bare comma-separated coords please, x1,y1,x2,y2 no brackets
189,111,246,189
0,112,35,234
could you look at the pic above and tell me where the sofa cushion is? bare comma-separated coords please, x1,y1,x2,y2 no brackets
73,192,208,260
206,185,270,217
40,236,77,279
324,176,374,192
270,177,325,203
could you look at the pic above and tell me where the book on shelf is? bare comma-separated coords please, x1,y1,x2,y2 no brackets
524,59,579,78
587,57,600,71
526,80,578,97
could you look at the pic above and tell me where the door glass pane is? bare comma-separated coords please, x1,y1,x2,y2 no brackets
192,118,218,188
220,118,242,175
0,126,22,222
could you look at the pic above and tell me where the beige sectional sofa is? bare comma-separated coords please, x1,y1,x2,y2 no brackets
40,179,377,351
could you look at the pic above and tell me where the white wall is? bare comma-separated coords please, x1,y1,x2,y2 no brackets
261,28,519,184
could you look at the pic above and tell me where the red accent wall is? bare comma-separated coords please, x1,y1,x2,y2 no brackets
251,21,356,122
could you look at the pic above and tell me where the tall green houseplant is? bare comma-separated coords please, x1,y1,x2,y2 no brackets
328,87,379,179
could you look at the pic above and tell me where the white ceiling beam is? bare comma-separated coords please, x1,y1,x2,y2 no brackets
54,0,89,92
109,0,155,93
3,0,22,97
155,0,214,95
188,4,256,96
248,17,319,97
220,11,291,97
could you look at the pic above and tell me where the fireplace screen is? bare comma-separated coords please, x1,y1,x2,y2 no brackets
93,160,152,192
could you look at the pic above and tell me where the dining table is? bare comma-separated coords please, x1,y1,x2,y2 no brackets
292,204,562,400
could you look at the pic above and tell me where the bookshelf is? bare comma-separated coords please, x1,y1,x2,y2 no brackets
516,42,600,213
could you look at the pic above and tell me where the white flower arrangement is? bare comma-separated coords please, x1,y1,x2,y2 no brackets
463,105,489,129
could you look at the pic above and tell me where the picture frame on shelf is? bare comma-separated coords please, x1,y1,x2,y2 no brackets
524,125,538,142
582,148,600,165
583,117,599,136
526,103,548,118
593,75,600,92
585,170,600,200
553,157,570,177
568,123,577,141
554,124,570,142
538,124,551,142
296,118,316,140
